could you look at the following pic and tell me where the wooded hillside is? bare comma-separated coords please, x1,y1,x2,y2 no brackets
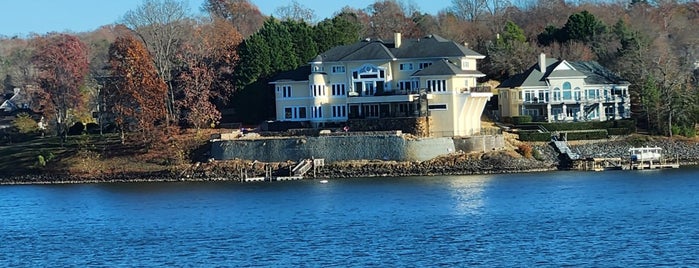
1,0,697,142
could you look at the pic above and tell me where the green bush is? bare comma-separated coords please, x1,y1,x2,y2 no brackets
37,155,46,167
518,131,552,141
512,115,532,124
608,128,632,135
672,125,696,137
565,130,608,140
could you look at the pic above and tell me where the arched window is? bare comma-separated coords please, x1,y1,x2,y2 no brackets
562,82,572,100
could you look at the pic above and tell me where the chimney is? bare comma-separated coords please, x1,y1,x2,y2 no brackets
539,53,546,72
394,32,402,48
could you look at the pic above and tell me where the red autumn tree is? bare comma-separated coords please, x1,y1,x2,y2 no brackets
203,0,266,37
32,34,90,143
174,18,242,130
175,52,219,130
200,18,243,102
106,33,168,144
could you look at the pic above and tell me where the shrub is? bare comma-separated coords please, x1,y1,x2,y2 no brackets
565,130,608,140
13,113,38,133
37,155,46,167
672,125,696,138
608,128,632,136
517,143,533,158
512,115,532,124
68,122,86,136
518,131,551,141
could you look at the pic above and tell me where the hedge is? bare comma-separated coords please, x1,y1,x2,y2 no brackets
608,127,633,136
565,130,608,140
518,131,552,142
519,119,636,132
511,115,532,124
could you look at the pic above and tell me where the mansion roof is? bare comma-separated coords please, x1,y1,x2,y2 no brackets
273,34,485,82
498,59,630,88
314,34,483,62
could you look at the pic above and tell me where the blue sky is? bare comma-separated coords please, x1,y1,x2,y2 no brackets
0,0,451,37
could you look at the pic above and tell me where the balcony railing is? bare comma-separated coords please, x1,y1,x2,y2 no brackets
461,86,492,93
348,88,426,97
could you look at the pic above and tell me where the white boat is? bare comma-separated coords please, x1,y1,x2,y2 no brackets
319,180,328,184
629,147,662,162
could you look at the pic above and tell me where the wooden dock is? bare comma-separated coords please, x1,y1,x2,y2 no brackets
239,158,324,182
573,147,680,171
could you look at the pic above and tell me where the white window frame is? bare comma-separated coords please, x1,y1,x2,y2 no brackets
311,84,327,97
284,106,307,120
427,79,447,92
399,63,414,71
331,65,345,73
278,85,291,98
461,59,470,69
312,106,323,119
331,83,346,96
331,105,347,118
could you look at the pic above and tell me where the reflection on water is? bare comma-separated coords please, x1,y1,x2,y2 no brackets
447,175,490,215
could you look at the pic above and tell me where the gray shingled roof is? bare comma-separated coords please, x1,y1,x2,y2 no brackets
498,59,628,88
412,59,485,76
315,34,483,63
270,65,311,82
569,61,630,85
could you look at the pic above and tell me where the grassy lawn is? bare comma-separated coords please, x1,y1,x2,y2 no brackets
0,134,159,176
0,135,69,175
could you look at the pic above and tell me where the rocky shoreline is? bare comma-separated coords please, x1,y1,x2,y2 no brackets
1,136,698,185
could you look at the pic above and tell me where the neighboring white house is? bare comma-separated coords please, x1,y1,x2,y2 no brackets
497,53,631,122
270,33,493,137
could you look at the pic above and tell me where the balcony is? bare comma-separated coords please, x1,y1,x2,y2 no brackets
461,86,492,93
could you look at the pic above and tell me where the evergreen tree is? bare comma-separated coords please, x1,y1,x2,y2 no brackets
562,10,606,44
283,20,318,64
313,12,363,53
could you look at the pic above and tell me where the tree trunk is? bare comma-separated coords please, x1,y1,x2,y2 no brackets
668,112,673,137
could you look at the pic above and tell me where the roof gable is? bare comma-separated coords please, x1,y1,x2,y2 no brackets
498,57,628,88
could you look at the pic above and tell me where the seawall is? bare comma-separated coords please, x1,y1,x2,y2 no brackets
210,134,505,163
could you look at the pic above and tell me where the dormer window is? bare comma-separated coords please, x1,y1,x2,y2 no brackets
399,63,414,71
461,59,470,70
418,62,432,70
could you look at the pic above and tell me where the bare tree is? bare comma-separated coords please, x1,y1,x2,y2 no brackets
451,0,488,22
366,0,418,39
274,0,316,22
122,0,190,126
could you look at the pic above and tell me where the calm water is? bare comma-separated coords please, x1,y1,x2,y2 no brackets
1,168,699,267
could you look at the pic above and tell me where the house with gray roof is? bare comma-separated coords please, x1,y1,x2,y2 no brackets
269,33,493,137
497,53,630,122
0,88,32,114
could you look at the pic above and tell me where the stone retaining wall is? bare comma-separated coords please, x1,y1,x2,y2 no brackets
210,134,505,163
